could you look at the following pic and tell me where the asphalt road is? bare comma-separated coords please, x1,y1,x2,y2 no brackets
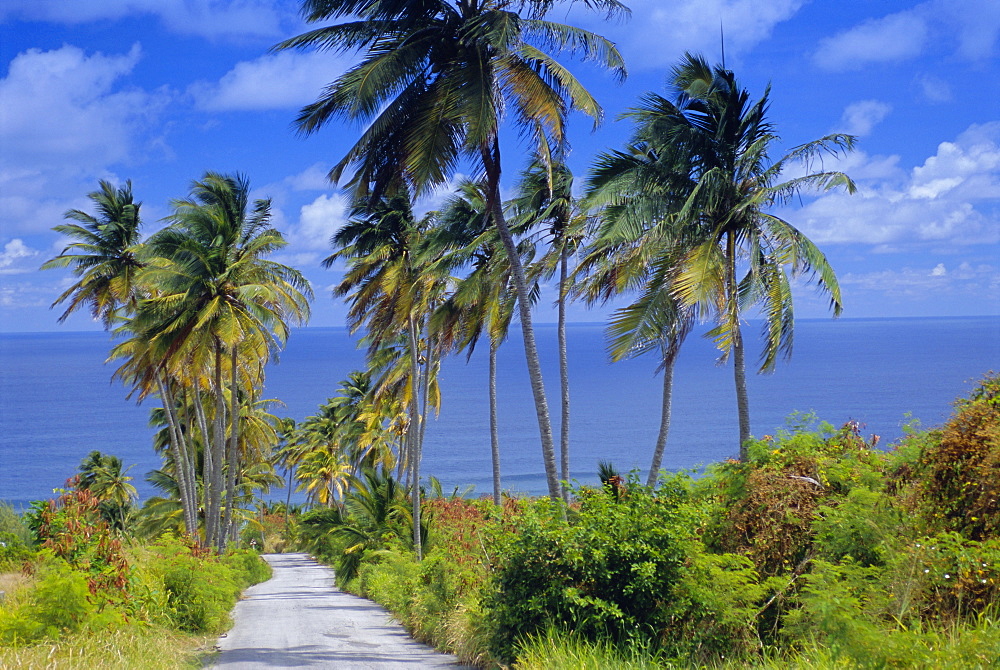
213,553,473,669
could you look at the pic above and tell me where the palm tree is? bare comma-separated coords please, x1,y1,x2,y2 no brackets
77,450,138,530
135,171,312,549
275,0,627,500
431,179,535,505
588,53,856,460
509,149,586,501
41,179,144,328
324,192,446,559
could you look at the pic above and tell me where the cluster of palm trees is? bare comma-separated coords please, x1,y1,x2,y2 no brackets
42,173,311,551
41,0,857,556
273,0,856,526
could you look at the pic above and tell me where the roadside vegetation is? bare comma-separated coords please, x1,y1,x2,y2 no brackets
18,0,996,667
0,475,270,668
289,374,999,668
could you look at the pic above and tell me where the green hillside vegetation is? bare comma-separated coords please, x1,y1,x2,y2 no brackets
289,374,1000,668
0,484,270,668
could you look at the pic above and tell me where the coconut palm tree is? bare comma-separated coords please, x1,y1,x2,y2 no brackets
76,450,138,531
41,179,144,328
324,192,446,559
431,178,533,505
275,0,627,500
509,149,586,501
136,171,311,549
587,53,856,460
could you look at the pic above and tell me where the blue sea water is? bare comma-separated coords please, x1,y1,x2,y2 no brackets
1,317,998,508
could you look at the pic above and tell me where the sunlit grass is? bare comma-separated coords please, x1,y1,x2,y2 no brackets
0,626,214,670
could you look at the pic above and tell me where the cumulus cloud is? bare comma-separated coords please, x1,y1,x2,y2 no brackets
814,0,999,71
0,44,168,234
0,239,39,274
0,0,293,41
294,193,350,251
569,0,804,70
785,122,1000,248
191,51,351,111
834,100,892,137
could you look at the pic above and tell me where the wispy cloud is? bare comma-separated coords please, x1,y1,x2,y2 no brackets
571,0,805,70
190,51,351,111
0,44,168,234
840,262,999,299
784,122,1000,248
0,0,295,41
834,100,892,137
814,0,1000,71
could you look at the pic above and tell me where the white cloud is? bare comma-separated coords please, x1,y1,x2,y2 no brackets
0,239,39,274
814,0,999,71
917,74,953,103
0,44,169,235
570,0,805,70
0,0,292,40
840,262,998,299
191,51,351,111
294,193,350,251
786,123,1000,248
835,100,892,137
815,11,927,70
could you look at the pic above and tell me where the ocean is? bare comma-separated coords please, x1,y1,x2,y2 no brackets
1,316,997,508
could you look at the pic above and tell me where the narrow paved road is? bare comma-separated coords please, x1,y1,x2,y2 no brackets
213,553,473,669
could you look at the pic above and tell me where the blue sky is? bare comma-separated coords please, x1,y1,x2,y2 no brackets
1,0,998,333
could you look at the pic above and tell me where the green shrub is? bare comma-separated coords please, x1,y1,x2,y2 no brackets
897,374,1000,541
148,539,242,634
221,547,272,588
484,476,732,663
0,532,33,571
0,556,123,644
0,503,32,547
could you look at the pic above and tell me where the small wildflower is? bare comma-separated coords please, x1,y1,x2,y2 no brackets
944,574,950,579
924,569,930,573
982,580,988,584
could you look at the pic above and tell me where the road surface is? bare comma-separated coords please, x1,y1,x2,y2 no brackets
213,552,473,669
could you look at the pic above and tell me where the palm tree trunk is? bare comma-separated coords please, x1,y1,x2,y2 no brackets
646,350,677,487
193,386,212,545
481,141,560,501
221,345,240,551
557,245,571,502
727,231,752,458
208,342,227,550
156,374,197,537
406,316,423,560
489,338,501,506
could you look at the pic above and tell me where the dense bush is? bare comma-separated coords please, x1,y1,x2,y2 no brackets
307,376,1000,669
148,537,271,633
899,374,1000,541
483,476,763,664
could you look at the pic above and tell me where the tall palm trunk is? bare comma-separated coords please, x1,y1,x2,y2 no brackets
207,342,227,549
193,386,212,545
406,316,423,560
489,339,501,506
727,231,752,458
156,374,197,536
221,345,240,551
481,142,560,501
646,351,677,487
557,245,571,502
